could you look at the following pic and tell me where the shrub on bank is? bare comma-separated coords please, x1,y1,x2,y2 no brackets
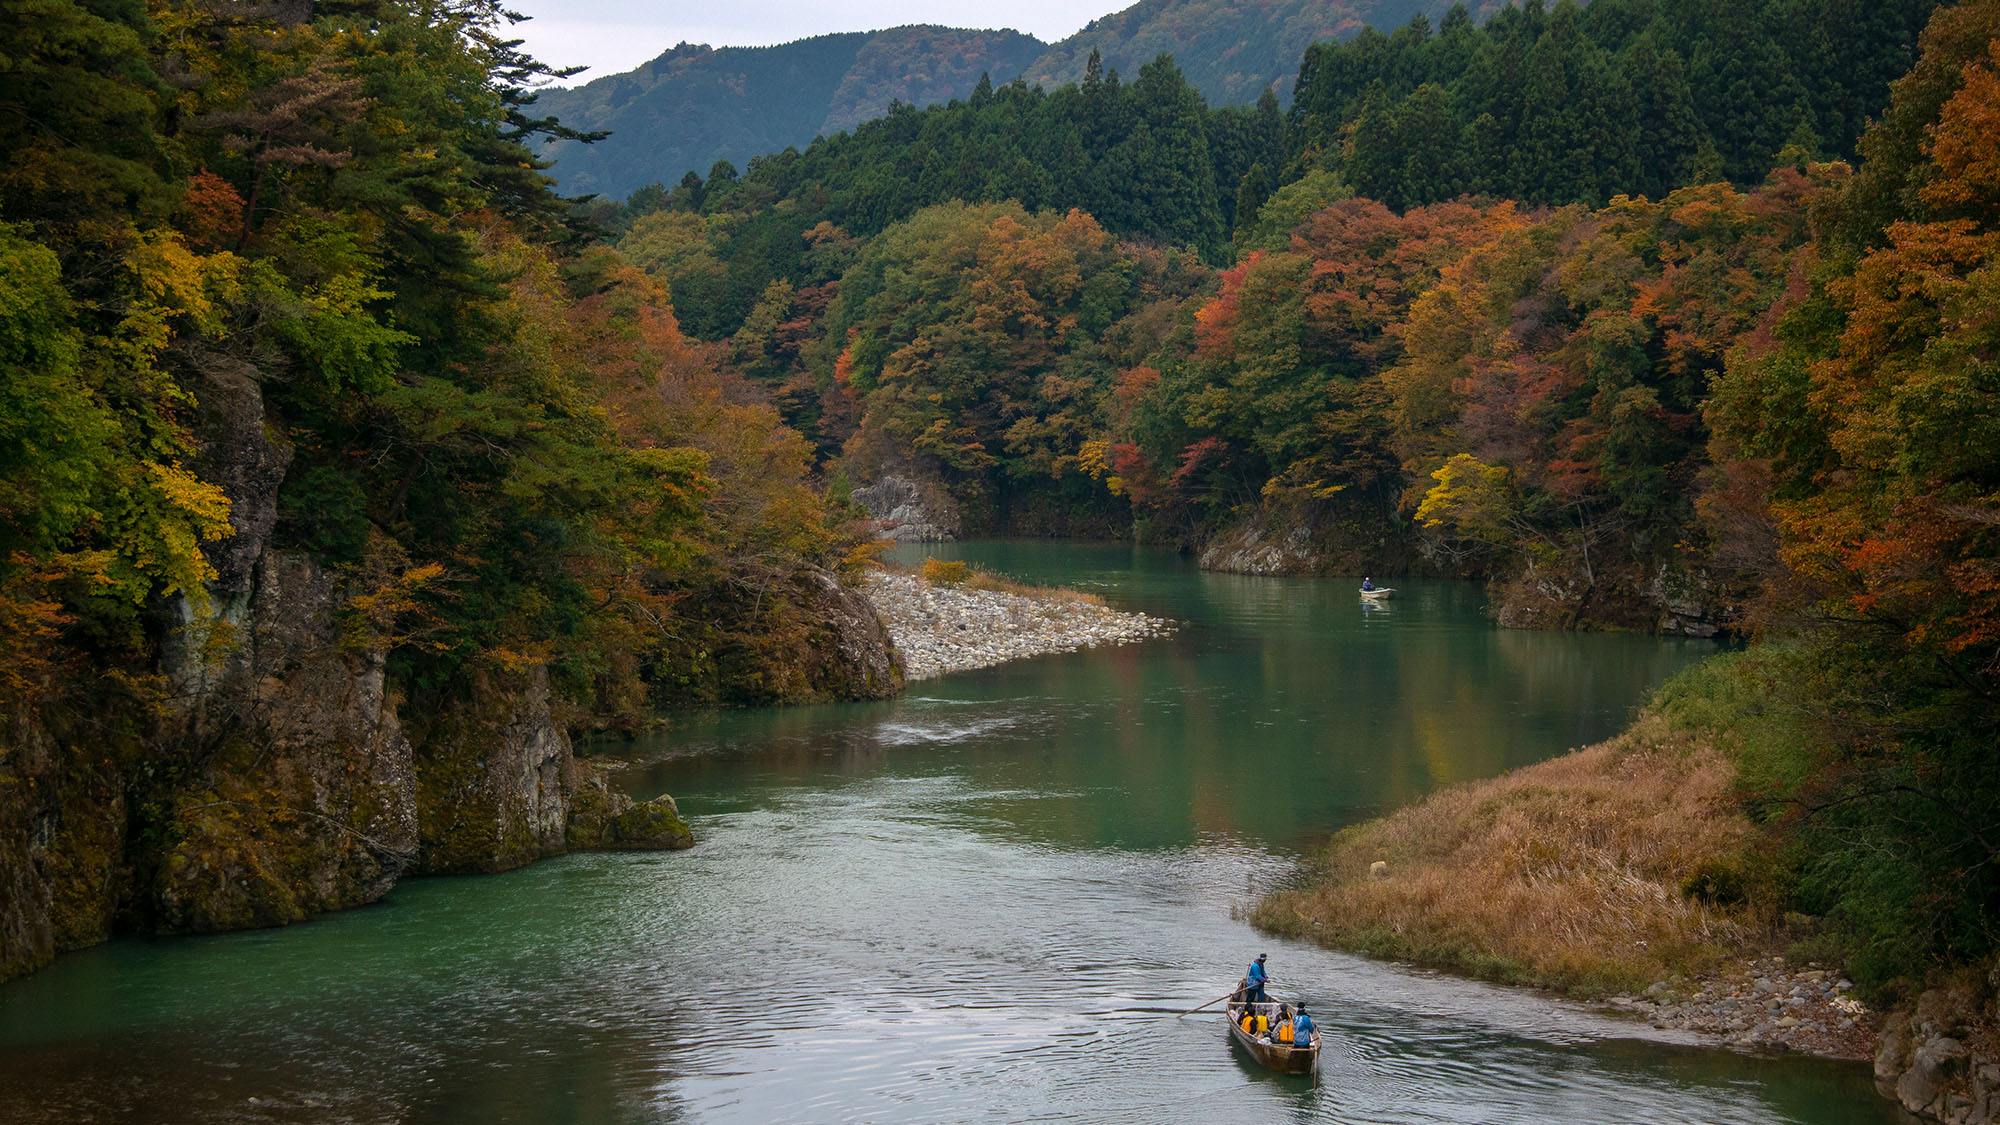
918,558,972,587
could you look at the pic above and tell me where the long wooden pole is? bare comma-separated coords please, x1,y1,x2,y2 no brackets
1177,984,1246,1017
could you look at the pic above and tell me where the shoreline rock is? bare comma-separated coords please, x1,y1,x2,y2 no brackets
860,570,1171,680
1601,957,1879,1061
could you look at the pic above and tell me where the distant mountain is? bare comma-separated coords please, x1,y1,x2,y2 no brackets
536,0,1521,201
536,27,1047,200
1024,0,1518,105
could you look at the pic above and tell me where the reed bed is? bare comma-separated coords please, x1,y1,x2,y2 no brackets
909,558,1109,607
1255,711,1773,996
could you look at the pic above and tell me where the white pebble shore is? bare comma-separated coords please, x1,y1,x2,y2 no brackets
862,570,1174,681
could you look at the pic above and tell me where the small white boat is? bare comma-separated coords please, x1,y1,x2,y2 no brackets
1358,586,1393,599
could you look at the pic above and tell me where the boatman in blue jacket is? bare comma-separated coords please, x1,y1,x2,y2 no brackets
1293,1003,1316,1047
1244,953,1269,1007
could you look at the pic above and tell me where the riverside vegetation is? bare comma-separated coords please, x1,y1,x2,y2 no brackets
3,0,1998,1118
575,0,1993,1115
1262,645,2000,1118
0,0,901,982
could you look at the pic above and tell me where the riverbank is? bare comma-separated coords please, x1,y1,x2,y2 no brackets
1251,701,1884,1061
861,568,1172,680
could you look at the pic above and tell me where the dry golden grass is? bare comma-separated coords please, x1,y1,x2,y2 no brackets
1256,711,1777,996
961,568,1108,607
896,558,1109,607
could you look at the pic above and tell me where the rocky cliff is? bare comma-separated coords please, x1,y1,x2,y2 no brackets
852,475,962,542
1194,501,1415,580
0,540,699,982
0,358,835,981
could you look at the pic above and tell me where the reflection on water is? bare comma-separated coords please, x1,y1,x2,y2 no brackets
635,543,1713,850
0,543,1890,1123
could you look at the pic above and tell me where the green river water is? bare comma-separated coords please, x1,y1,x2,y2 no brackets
0,542,1899,1123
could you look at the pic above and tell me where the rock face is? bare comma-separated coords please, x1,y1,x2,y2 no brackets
1195,505,1409,579
1198,519,1325,576
0,716,61,981
796,567,905,700
154,549,420,932
1645,563,1733,638
407,664,695,874
1874,982,2000,1124
663,565,905,708
852,475,961,542
0,358,699,983
1488,558,1737,635
407,665,573,875
178,348,292,595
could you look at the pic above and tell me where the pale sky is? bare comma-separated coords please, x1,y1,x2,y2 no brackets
507,1,1108,87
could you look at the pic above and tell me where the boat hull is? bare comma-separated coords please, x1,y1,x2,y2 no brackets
1225,1001,1319,1074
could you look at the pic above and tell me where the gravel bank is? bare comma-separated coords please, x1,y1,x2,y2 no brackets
1603,957,1878,1059
862,571,1173,680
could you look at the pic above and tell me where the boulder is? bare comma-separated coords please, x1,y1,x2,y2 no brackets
1879,1012,1917,1087
1898,1036,1968,1116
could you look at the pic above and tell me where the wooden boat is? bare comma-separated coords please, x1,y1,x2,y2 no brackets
1358,586,1394,598
1225,998,1320,1074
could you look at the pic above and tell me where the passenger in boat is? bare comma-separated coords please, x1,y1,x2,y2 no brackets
1361,577,1375,591
1244,953,1269,1006
1274,1005,1294,1044
1293,1004,1316,1047
1239,1009,1257,1034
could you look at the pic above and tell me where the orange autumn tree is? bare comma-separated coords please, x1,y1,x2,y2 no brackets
813,201,1153,527
1380,180,1818,621
1127,199,1503,529
1706,0,2000,984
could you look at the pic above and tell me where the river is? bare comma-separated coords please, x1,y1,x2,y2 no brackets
0,542,1896,1123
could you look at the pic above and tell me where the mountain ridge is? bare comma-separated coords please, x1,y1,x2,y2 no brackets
537,0,1498,200
536,26,1046,199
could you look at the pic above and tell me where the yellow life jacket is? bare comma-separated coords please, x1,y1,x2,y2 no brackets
1240,1013,1255,1032
1254,1013,1269,1033
1276,1021,1293,1043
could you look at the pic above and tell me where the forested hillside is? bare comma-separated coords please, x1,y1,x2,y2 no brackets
535,27,1048,201
1287,0,1935,205
534,0,1539,202
1022,0,1514,105
0,0,895,980
549,0,2000,996
574,0,1930,602
5,0,1994,1019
